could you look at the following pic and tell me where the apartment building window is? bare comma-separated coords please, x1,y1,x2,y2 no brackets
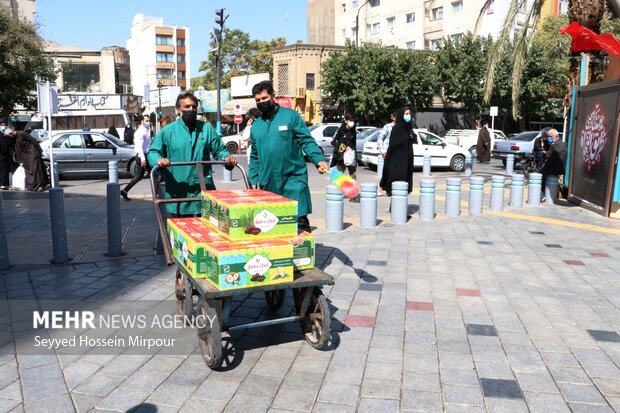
367,22,380,35
558,0,568,13
352,0,358,7
178,71,186,80
369,0,380,7
177,54,185,63
406,41,415,49
431,7,443,20
156,35,173,45
406,13,415,23
451,33,463,42
278,64,289,95
157,69,173,79
177,38,185,47
156,52,173,62
387,17,395,29
425,39,441,50
306,73,315,90
452,1,463,13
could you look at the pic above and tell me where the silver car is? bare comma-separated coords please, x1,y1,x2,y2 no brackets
41,131,138,178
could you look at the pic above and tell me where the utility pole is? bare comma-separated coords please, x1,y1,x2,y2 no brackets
355,0,371,47
215,8,227,137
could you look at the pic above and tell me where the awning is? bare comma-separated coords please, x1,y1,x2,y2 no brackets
223,98,256,116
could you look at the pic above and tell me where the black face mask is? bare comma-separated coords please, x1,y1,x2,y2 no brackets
257,99,276,118
181,110,197,125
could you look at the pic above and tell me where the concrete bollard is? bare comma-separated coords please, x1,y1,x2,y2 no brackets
545,176,559,204
377,154,384,181
505,154,514,176
422,154,432,177
419,178,435,221
223,167,233,183
49,187,69,264
527,172,542,206
464,153,473,177
360,182,377,228
509,174,525,208
107,183,123,257
108,160,118,184
489,175,506,212
445,177,462,217
468,176,485,215
325,185,344,232
0,193,10,270
390,181,409,224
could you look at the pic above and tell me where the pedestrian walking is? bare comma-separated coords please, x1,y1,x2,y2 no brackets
380,106,415,197
147,92,237,217
121,115,152,201
0,118,16,189
107,125,120,139
4,127,49,192
248,81,328,233
476,119,491,163
330,114,359,202
123,123,134,145
538,128,566,202
378,112,396,159
241,107,262,165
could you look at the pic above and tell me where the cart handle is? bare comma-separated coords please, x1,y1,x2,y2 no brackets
149,160,251,265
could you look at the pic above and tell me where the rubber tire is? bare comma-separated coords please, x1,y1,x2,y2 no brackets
197,298,223,370
450,155,465,172
126,158,137,178
294,288,331,350
469,146,477,159
265,290,285,310
225,141,238,153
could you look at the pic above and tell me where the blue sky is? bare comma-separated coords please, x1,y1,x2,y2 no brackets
36,0,307,80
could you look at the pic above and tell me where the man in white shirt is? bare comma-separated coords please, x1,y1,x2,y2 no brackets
121,115,152,200
377,112,396,157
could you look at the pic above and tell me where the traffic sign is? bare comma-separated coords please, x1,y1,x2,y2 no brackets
234,114,243,125
234,103,242,115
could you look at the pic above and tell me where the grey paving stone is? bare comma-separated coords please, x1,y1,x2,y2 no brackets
587,330,620,343
237,374,284,399
480,378,523,399
224,393,271,413
523,392,570,413
358,398,399,413
591,378,620,397
484,397,529,413
323,365,364,385
440,367,479,386
443,384,484,406
96,386,149,412
193,379,241,402
439,352,475,369
466,324,498,336
403,356,438,373
317,383,359,406
567,403,615,412
402,372,440,392
145,382,196,408
515,373,559,395
22,394,74,413
272,385,319,412
21,378,68,403
311,402,356,413
72,393,103,413
540,351,580,368
400,389,442,411
557,383,607,404
0,399,20,413
363,362,402,381
360,378,400,400
179,398,226,413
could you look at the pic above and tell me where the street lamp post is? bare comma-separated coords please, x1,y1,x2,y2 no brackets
215,8,227,137
355,0,371,47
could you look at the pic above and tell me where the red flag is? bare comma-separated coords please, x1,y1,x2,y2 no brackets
560,22,620,55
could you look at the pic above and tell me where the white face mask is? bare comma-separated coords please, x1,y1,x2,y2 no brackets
144,122,151,128
0,126,5,132
347,121,355,128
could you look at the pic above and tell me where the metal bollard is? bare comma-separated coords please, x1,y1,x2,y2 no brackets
377,154,384,181
509,174,525,208
464,153,473,177
419,178,435,221
390,181,409,224
49,187,69,264
360,182,377,228
445,177,462,217
325,185,344,232
422,154,432,177
468,176,485,215
489,175,506,212
0,193,10,270
527,172,542,206
545,176,559,204
108,160,118,184
223,166,233,183
51,161,60,188
505,154,514,176
107,183,123,257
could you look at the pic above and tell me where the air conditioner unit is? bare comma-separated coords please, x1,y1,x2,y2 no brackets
297,87,305,97
122,84,133,94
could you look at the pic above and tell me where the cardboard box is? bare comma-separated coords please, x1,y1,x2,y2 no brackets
167,218,226,277
201,190,298,240
289,231,315,271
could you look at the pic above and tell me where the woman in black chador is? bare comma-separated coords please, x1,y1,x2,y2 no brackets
380,105,416,196
12,129,49,191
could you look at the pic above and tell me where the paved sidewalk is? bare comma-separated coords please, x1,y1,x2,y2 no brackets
2,165,620,412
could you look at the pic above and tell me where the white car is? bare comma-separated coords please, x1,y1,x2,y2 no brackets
362,129,468,172
308,123,376,156
442,128,506,158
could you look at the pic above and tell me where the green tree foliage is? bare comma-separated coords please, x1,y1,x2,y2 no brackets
192,29,285,90
0,9,55,116
321,42,438,125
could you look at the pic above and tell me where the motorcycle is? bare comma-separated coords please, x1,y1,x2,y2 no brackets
516,152,544,179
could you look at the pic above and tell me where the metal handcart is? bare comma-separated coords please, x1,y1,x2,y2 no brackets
150,161,334,369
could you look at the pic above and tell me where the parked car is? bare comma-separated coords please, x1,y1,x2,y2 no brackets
40,131,137,178
308,123,376,157
442,128,506,158
362,129,468,172
492,131,541,164
355,127,378,164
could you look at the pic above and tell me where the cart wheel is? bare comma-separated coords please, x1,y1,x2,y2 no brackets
264,290,285,310
175,269,193,320
197,298,223,369
295,288,331,349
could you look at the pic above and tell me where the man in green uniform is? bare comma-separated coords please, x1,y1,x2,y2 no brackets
249,81,328,233
148,92,237,216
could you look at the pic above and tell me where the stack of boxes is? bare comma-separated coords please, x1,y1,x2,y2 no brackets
167,190,315,291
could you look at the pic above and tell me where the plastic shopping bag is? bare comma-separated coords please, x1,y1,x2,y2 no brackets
11,166,26,190
343,148,356,166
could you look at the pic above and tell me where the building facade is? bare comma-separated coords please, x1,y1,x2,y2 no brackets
309,0,532,50
127,14,190,100
0,0,35,22
272,44,345,124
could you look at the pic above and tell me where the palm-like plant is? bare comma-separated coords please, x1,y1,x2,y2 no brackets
476,0,608,119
